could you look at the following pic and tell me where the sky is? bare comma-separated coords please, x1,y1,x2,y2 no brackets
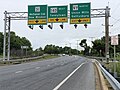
0,0,120,50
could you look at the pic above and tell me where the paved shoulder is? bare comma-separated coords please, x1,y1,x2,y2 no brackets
56,61,95,90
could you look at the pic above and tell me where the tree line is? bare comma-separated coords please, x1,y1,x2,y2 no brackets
80,35,120,58
0,31,119,58
0,32,79,57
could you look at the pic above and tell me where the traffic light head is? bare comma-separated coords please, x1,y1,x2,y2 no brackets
39,25,43,29
74,24,77,29
84,24,87,28
48,25,52,29
28,25,33,30
60,24,63,29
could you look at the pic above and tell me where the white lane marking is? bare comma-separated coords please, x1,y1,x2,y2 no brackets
53,62,85,90
15,71,23,74
35,67,40,69
61,63,64,65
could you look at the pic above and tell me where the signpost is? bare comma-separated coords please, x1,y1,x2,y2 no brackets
28,5,47,25
70,3,91,24
48,6,68,23
111,35,119,77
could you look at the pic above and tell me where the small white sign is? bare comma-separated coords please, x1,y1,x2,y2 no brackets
111,35,118,45
35,7,40,12
21,46,29,49
50,8,57,13
73,5,78,11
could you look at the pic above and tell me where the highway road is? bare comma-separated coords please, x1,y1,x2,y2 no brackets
0,56,95,90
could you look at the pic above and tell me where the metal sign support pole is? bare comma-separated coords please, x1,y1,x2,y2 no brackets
3,11,7,61
114,45,117,77
7,17,11,61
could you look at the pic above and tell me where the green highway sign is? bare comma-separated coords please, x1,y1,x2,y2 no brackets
28,5,47,25
70,3,91,24
48,6,68,23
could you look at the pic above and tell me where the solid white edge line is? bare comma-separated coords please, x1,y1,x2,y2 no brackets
53,62,85,90
15,71,23,74
35,67,40,69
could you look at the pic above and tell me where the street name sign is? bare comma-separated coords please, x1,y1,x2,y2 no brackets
28,5,47,25
70,3,91,24
48,6,68,23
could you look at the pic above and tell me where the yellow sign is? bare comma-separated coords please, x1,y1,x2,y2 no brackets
48,18,68,23
70,18,90,24
28,19,47,25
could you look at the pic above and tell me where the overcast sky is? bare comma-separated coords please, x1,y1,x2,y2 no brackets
0,0,120,50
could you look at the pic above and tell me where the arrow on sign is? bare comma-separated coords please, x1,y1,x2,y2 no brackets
78,19,81,22
56,18,59,21
35,20,39,23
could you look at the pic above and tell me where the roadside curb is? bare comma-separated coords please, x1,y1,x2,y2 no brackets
94,61,109,90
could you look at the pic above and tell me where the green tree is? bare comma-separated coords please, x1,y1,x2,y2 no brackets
92,38,105,56
0,32,3,54
79,39,90,55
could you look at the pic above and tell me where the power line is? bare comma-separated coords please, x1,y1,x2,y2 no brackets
111,2,120,15
111,17,120,25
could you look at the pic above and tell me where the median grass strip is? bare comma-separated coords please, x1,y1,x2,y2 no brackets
0,55,59,66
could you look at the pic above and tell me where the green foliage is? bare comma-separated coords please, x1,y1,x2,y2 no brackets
0,31,32,56
0,32,3,54
10,32,32,50
79,39,90,55
92,38,105,56
83,35,120,57
44,44,79,55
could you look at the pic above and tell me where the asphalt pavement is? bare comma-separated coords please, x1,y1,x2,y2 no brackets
0,56,95,90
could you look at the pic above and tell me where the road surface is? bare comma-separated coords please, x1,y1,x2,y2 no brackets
0,56,95,90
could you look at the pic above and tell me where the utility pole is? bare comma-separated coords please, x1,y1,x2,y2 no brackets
105,6,110,63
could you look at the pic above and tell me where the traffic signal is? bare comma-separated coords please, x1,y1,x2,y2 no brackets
28,25,33,30
48,23,53,29
48,25,52,29
39,25,43,29
74,24,77,29
60,24,63,29
84,24,87,28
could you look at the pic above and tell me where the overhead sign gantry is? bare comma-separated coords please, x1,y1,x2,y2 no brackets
3,2,110,63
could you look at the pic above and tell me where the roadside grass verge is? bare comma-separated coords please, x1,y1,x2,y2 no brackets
104,62,120,77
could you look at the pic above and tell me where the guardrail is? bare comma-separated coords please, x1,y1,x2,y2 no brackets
97,61,120,90
0,55,47,64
